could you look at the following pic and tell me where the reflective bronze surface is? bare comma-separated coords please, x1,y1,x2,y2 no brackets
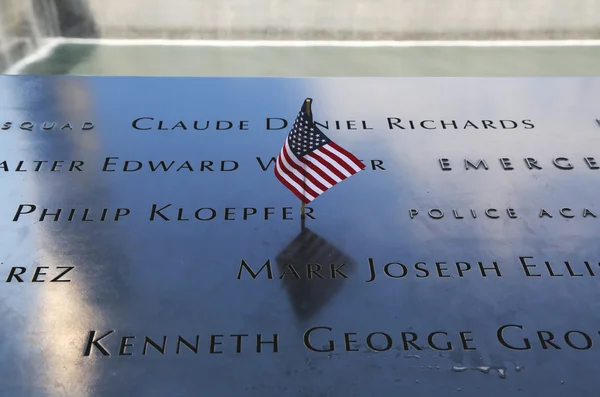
1,75,600,396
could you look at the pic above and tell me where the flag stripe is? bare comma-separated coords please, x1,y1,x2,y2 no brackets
327,142,366,172
320,145,360,175
306,150,347,181
274,167,310,203
275,151,316,202
282,142,330,192
329,141,366,170
310,148,352,179
279,161,321,199
274,154,304,197
298,154,340,185
279,148,322,197
276,154,320,200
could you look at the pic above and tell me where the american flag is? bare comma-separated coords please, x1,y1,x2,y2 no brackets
274,99,366,204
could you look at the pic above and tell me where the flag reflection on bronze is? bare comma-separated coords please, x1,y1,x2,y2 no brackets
275,227,355,322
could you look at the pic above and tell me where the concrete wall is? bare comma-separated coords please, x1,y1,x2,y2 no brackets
0,0,44,71
87,0,600,40
0,0,99,72
2,0,600,72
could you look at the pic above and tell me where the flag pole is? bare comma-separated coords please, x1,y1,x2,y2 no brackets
301,98,312,223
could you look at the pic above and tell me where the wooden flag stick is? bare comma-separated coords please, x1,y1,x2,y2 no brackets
301,97,312,223
305,98,312,117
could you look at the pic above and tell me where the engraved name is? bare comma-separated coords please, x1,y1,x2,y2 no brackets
0,157,385,172
11,205,315,222
237,257,600,282
131,117,534,131
83,330,279,356
304,325,597,352
82,324,597,357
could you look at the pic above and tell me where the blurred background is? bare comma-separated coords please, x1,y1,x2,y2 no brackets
0,0,599,76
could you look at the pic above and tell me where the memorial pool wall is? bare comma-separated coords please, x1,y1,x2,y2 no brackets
87,0,600,40
1,0,599,71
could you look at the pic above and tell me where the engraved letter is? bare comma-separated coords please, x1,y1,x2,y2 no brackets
439,158,451,170
584,157,599,169
256,157,277,171
237,259,273,279
519,256,540,277
387,118,404,130
132,117,153,130
500,158,513,170
428,332,452,351
485,209,499,219
266,118,287,130
553,157,573,170
564,331,593,350
12,204,36,221
428,209,443,219
460,332,476,350
583,209,597,218
304,327,333,352
51,266,74,282
465,159,488,170
83,330,114,356
560,208,574,218
525,158,542,170
6,267,26,282
150,204,171,221
497,324,531,351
